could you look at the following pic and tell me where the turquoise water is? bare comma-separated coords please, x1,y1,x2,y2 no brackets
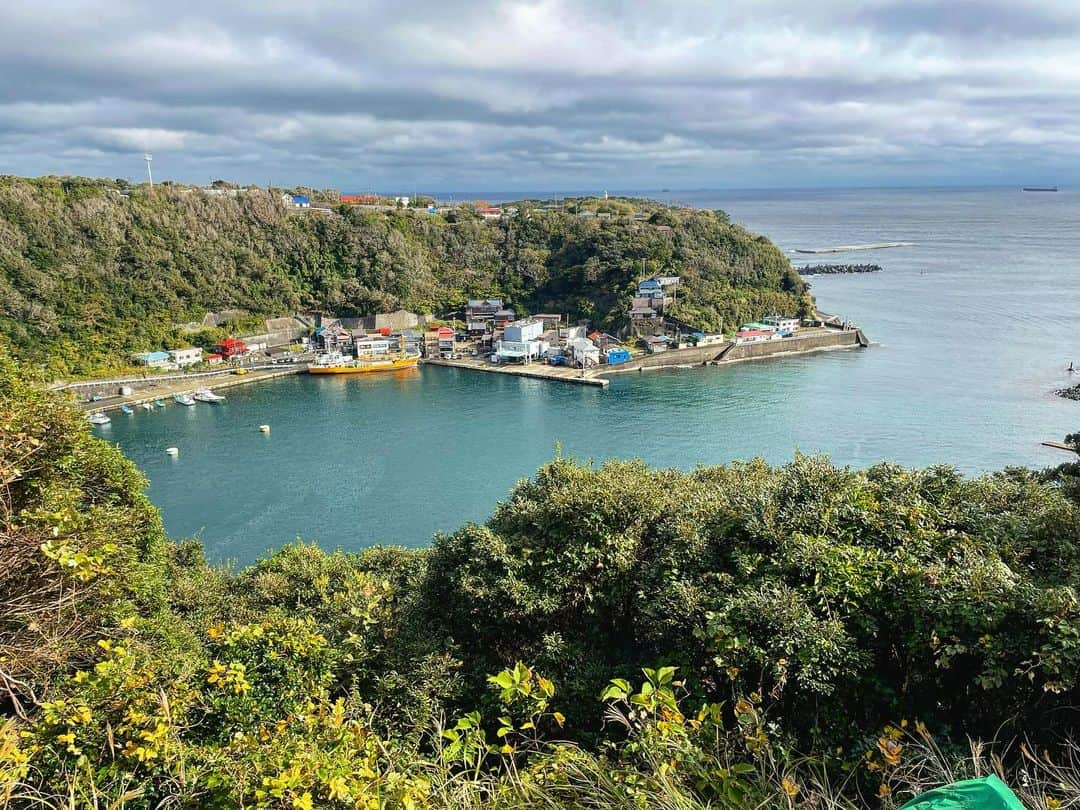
101,187,1080,564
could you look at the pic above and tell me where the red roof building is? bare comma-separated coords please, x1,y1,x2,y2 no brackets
216,338,248,357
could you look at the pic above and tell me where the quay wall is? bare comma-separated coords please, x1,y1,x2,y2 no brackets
599,329,861,375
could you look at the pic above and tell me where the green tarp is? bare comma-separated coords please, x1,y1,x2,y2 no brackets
900,775,1025,810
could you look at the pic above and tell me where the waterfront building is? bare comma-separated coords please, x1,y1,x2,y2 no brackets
312,325,351,354
762,315,800,333
643,336,671,354
133,351,172,369
216,337,249,358
495,339,548,363
503,319,543,343
168,347,203,367
569,337,600,367
735,329,778,345
353,337,393,357
206,353,224,365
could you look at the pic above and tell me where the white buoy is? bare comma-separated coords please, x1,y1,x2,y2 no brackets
259,424,270,433
165,447,179,456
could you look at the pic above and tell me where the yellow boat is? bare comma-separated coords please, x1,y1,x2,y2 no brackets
307,352,420,375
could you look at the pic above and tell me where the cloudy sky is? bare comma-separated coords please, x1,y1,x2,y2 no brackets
2,0,1079,191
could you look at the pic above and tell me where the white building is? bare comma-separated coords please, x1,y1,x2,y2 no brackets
762,315,800,333
495,339,548,363
168,347,203,367
503,319,543,343
354,338,393,357
568,337,600,368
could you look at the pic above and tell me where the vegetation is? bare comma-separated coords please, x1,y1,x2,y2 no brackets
0,176,808,377
2,356,1079,807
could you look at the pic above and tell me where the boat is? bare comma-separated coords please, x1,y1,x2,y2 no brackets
1022,186,1058,192
165,447,179,456
259,424,271,433
120,405,134,415
174,393,196,406
193,388,226,403
140,402,154,411
155,399,167,408
87,412,110,425
308,338,421,375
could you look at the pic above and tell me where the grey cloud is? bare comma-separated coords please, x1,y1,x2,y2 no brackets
1,1,1079,189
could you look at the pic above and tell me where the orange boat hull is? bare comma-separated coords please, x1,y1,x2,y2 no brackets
307,355,420,374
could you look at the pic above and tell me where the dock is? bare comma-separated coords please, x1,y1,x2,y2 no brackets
423,356,609,387
795,242,914,254
77,365,306,412
1041,441,1078,454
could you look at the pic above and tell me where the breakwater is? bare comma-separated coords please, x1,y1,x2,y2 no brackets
1057,383,1080,401
598,328,864,375
795,242,914,254
798,263,881,275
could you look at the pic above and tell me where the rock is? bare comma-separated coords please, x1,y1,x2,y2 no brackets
1056,384,1080,401
797,264,882,275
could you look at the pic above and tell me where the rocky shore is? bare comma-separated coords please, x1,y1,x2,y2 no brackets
1057,383,1080,401
797,263,882,275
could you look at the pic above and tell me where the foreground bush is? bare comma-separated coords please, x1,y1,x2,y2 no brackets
1,355,1078,807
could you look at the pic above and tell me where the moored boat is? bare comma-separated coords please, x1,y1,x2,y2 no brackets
174,393,196,406
155,399,167,408
140,402,155,411
87,412,110,425
308,339,421,375
193,388,226,403
121,404,134,414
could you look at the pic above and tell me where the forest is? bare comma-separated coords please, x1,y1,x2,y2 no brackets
0,176,810,377
2,353,1078,808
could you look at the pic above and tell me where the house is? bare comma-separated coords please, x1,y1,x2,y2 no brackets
637,280,662,294
734,329,777,345
395,196,410,206
466,299,503,321
630,306,658,320
206,353,224,365
168,347,203,367
588,331,622,352
466,320,489,335
762,315,800,333
693,333,727,347
606,348,632,365
133,351,172,369
216,337,248,358
493,309,517,328
478,207,502,219
437,326,455,356
290,195,310,208
655,275,681,288
568,337,600,368
311,325,351,353
532,313,562,330
503,319,543,343
341,194,379,204
643,335,671,354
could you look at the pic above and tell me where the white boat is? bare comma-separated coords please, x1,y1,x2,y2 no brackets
87,412,111,425
193,388,226,403
174,393,196,406
140,402,154,411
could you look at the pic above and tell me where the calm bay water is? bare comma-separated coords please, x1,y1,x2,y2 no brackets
101,187,1080,564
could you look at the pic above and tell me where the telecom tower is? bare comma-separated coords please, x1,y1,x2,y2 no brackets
144,153,153,188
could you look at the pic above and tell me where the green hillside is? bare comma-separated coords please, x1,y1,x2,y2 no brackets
0,176,810,376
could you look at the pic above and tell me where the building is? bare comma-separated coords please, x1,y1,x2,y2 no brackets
168,347,203,367
466,319,489,335
568,337,600,368
493,309,517,328
341,194,379,204
630,306,658,320
206,353,224,365
437,326,455,356
290,195,310,208
312,325,352,353
643,335,671,354
395,196,410,206
734,329,777,345
353,337,393,356
532,313,562,330
466,299,503,321
496,339,548,363
606,348,632,365
216,338,248,358
693,333,727,347
133,351,172,369
503,319,543,343
762,315,800,333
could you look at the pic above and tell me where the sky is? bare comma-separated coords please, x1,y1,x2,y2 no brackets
2,0,1079,192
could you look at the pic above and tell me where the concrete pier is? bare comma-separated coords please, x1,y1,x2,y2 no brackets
422,356,609,387
78,365,306,412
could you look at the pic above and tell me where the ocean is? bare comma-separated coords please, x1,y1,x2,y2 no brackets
100,187,1080,565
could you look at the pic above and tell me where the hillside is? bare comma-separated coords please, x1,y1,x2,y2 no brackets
0,176,809,376
1,355,1079,808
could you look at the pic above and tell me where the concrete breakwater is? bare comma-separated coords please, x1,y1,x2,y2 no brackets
598,328,865,375
798,263,881,275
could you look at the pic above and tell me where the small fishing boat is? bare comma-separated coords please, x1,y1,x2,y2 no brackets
165,447,179,456
140,402,154,411
155,399,167,408
259,424,271,433
120,405,134,415
193,388,226,403
87,412,111,425
174,393,196,406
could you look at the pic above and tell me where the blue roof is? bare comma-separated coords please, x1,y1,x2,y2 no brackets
136,351,170,361
292,195,310,203
638,280,661,289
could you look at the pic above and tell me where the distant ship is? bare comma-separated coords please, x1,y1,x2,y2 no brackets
1022,186,1058,192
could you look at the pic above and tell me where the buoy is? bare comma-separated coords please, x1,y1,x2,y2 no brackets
165,447,179,456
259,425,270,433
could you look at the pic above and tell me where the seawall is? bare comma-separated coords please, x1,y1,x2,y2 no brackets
598,329,863,375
